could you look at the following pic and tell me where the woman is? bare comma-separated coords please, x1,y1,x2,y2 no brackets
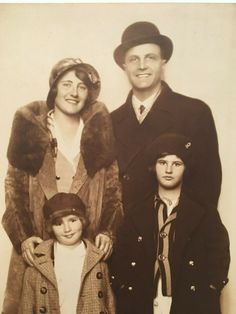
2,58,123,313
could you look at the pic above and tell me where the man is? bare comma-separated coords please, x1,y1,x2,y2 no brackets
2,58,123,313
111,21,221,212
110,133,229,314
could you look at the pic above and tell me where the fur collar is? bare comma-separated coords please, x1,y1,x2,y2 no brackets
7,101,116,176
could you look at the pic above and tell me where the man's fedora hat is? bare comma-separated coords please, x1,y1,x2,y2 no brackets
114,21,173,68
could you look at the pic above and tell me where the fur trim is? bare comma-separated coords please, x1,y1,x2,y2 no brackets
7,101,50,176
7,101,116,176
81,101,116,176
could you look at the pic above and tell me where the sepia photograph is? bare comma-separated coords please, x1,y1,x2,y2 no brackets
0,3,235,313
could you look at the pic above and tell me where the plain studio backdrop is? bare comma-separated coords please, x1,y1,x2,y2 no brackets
0,3,235,313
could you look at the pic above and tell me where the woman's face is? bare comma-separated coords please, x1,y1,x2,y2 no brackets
54,70,88,116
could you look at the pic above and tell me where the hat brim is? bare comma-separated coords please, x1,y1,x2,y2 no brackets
46,63,100,109
114,35,173,68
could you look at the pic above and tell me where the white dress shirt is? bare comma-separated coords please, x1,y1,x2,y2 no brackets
132,88,162,123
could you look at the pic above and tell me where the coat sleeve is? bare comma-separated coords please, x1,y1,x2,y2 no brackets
99,160,124,239
2,164,34,253
185,104,222,207
204,208,230,291
18,267,36,314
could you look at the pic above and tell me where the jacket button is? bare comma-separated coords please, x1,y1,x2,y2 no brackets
40,287,47,294
98,291,103,298
137,236,142,242
122,174,130,181
111,275,115,279
190,285,196,292
39,306,47,313
128,286,133,291
188,260,194,266
160,232,167,238
158,254,166,261
131,262,136,267
96,272,103,279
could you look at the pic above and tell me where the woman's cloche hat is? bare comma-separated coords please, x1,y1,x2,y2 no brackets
114,21,173,68
47,58,101,109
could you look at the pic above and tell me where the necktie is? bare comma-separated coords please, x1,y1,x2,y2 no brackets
139,104,145,115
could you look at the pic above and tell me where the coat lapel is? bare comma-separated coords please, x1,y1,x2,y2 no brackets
172,194,206,281
80,240,104,284
69,157,89,194
113,84,175,171
36,147,58,200
33,240,58,288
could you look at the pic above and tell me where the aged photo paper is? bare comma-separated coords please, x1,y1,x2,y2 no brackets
0,3,235,312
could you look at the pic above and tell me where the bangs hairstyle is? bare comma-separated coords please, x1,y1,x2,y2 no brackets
148,152,175,172
148,152,192,185
45,210,89,240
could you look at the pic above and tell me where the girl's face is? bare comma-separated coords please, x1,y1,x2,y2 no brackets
54,70,88,116
52,214,83,246
155,154,185,189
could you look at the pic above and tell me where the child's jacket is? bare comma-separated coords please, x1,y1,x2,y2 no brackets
19,239,115,314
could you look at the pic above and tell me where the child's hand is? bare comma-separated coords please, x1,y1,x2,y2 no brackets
21,236,43,266
95,233,113,260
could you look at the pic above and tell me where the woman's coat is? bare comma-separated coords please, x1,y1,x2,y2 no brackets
19,239,115,314
2,100,123,313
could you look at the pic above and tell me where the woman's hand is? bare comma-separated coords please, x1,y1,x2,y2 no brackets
21,236,43,266
95,233,113,261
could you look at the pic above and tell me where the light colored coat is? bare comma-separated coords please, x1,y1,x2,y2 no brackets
19,239,116,314
2,101,123,313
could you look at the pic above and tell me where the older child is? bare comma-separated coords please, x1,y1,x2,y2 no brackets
19,192,115,314
110,133,230,314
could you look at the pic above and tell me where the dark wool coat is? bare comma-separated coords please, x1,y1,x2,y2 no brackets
109,193,230,314
19,239,115,314
2,100,123,313
111,82,222,212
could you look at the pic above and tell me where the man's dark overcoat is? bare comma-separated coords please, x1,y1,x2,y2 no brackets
111,82,222,212
109,193,230,314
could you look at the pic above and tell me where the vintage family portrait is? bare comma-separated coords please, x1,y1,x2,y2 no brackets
0,3,235,314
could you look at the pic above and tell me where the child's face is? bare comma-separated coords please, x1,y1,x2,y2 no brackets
155,154,185,189
52,214,83,246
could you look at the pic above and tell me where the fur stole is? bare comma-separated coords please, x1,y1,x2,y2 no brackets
7,101,116,177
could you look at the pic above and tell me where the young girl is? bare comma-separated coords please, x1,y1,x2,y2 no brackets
19,192,115,314
110,133,229,314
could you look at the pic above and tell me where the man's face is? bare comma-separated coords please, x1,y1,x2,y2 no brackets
54,70,88,116
123,43,166,97
155,155,185,190
52,214,83,246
